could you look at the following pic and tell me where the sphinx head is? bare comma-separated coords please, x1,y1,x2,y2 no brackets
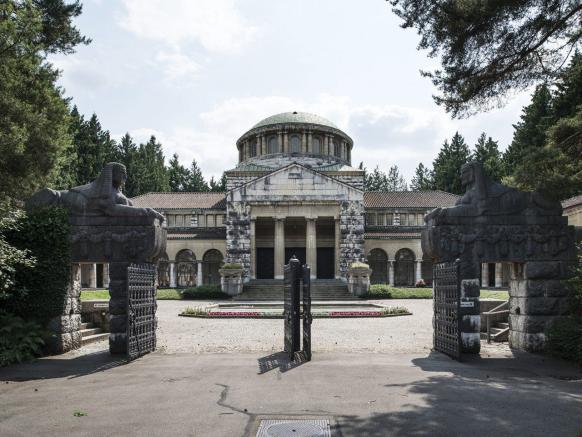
110,163,128,190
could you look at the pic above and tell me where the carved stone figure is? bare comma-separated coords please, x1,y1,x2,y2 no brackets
26,162,164,221
426,161,562,221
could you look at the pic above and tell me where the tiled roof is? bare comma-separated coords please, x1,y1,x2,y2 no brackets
365,232,421,239
225,162,273,173
364,191,459,209
562,194,582,209
131,192,226,210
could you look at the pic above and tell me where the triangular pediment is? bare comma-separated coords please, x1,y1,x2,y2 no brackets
227,163,363,203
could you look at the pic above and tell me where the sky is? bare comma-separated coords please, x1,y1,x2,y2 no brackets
51,0,533,183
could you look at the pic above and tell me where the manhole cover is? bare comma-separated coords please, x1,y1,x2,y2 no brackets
256,419,331,437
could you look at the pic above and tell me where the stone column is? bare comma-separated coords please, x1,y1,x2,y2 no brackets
415,260,422,283
283,132,289,153
170,262,177,288
197,262,203,286
103,263,110,289
324,135,329,155
302,132,307,153
495,263,503,288
481,263,489,287
388,260,395,286
89,263,97,288
307,132,312,153
250,218,256,279
274,218,285,279
306,218,317,279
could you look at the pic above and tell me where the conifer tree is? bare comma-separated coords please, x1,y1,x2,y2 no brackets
134,136,170,194
209,173,227,192
386,165,408,191
410,163,434,191
432,132,471,195
115,133,139,197
168,153,191,192
186,159,209,192
472,133,503,182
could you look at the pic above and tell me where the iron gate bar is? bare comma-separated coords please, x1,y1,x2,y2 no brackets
127,263,157,360
302,264,312,361
433,260,462,361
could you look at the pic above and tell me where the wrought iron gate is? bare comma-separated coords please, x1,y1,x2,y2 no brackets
127,263,157,360
283,256,312,361
433,260,462,361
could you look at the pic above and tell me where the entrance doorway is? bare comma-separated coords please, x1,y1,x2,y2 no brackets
285,247,306,266
257,248,274,279
317,248,334,279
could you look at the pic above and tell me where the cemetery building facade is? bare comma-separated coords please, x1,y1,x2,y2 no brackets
79,112,515,293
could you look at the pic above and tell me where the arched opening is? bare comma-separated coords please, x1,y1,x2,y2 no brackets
176,249,196,288
249,142,257,157
368,249,388,284
268,136,279,154
203,249,223,286
290,135,301,153
394,248,415,286
333,140,341,158
312,137,321,154
157,253,170,288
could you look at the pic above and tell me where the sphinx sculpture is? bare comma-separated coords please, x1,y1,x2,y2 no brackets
426,161,562,222
26,162,164,222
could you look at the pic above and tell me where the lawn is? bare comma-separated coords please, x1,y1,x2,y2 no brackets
369,284,509,300
80,287,227,301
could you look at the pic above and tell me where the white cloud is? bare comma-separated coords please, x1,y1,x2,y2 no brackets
118,0,258,54
155,51,200,82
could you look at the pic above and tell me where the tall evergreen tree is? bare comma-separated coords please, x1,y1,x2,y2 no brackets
0,1,89,199
167,153,191,192
410,162,434,191
115,133,139,197
209,173,227,192
73,113,117,185
432,132,471,195
503,84,553,174
386,165,408,191
134,136,170,194
472,133,503,182
552,52,582,120
186,158,209,192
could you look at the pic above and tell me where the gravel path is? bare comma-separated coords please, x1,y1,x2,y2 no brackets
156,299,434,354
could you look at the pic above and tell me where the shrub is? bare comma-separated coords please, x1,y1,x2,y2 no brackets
182,306,208,316
369,284,392,298
4,207,71,324
180,285,228,299
381,306,410,315
0,312,45,367
350,261,370,269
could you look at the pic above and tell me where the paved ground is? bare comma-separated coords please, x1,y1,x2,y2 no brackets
156,299,433,354
1,299,581,437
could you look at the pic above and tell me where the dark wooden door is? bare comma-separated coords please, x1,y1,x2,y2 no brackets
257,248,274,279
317,247,334,279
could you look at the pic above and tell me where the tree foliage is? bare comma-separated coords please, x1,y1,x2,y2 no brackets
0,0,89,200
432,132,471,194
410,162,434,191
186,158,210,192
472,133,503,182
390,0,582,117
363,165,408,191
168,153,191,192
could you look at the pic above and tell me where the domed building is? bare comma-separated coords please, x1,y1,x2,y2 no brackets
82,111,473,297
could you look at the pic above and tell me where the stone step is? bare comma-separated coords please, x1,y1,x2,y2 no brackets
80,327,102,337
80,322,93,330
81,333,109,346
496,322,509,329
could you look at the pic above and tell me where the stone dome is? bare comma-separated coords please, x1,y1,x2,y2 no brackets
252,112,339,130
236,111,353,167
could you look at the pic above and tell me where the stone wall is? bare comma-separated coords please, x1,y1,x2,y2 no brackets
225,201,251,281
47,264,82,353
339,201,366,278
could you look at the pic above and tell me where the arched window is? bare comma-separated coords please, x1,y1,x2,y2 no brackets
312,137,321,154
157,253,170,288
176,249,196,287
203,249,223,286
290,135,301,153
394,248,415,286
249,142,257,157
368,249,388,284
333,140,341,157
268,136,279,154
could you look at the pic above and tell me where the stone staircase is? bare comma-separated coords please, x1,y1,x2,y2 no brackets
234,279,355,301
480,321,509,342
80,322,109,346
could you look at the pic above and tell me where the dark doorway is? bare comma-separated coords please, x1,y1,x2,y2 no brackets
285,247,306,266
257,248,275,279
317,247,334,279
